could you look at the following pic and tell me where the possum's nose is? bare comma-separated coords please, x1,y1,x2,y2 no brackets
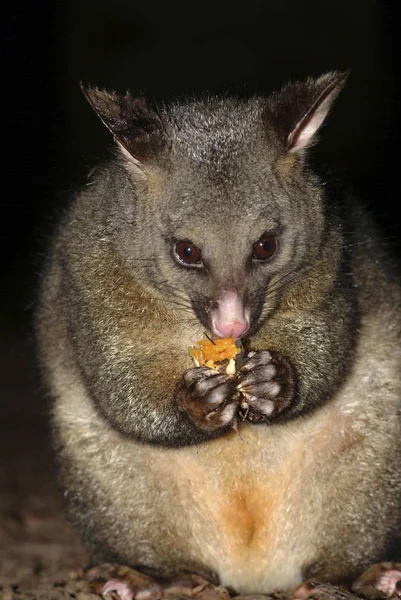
214,320,249,339
211,292,250,339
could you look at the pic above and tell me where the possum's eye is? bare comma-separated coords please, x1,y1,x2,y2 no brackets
174,240,202,267
252,234,277,261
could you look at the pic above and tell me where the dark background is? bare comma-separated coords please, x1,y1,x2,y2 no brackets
1,0,400,420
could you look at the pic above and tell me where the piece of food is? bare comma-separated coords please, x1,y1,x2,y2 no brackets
190,337,241,375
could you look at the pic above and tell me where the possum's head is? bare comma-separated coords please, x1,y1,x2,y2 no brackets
82,73,347,339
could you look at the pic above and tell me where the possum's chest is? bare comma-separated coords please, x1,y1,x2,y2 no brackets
165,423,332,593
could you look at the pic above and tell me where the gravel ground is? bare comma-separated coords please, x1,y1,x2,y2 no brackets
0,418,89,597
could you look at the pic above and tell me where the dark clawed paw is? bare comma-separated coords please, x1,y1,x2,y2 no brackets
237,350,296,422
179,366,238,430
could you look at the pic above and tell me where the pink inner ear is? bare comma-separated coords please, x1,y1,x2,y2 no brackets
287,79,344,154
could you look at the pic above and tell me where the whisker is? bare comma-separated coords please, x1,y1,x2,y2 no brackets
341,235,400,251
158,296,193,312
265,269,312,297
251,266,310,301
129,259,156,266
156,286,194,313
250,262,330,323
156,279,191,301
175,315,200,327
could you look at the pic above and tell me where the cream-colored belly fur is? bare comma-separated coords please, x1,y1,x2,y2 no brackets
50,313,400,594
53,374,364,593
164,424,322,592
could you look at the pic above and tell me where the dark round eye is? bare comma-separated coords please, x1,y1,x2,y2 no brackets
252,234,277,261
174,240,202,266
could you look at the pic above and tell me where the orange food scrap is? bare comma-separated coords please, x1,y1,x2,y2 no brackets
190,337,240,370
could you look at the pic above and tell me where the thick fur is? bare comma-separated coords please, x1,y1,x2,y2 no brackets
36,74,401,594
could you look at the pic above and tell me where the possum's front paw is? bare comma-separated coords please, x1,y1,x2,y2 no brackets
177,366,238,431
237,350,296,422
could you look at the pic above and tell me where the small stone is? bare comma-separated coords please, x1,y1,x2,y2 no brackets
0,586,15,600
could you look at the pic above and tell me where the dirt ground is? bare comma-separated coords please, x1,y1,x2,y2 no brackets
0,328,90,599
0,416,89,599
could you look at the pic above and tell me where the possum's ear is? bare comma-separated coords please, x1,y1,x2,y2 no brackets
80,83,167,165
266,71,349,154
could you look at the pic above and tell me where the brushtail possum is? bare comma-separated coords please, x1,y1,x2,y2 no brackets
36,72,401,595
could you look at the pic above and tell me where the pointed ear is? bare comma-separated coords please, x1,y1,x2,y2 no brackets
80,83,167,164
266,71,349,154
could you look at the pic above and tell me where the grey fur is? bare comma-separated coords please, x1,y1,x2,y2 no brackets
36,72,401,594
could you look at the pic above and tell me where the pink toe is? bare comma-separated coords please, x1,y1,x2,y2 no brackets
376,569,401,596
102,578,134,600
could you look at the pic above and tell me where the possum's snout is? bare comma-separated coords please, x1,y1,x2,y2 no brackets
210,291,250,339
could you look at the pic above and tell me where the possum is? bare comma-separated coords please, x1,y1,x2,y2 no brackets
36,71,401,596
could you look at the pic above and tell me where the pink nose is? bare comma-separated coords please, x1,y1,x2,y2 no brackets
214,320,249,339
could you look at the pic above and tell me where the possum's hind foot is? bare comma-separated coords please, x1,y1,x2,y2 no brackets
293,563,401,599
103,578,144,600
102,576,209,600
293,580,353,600
86,564,160,600
352,562,401,598
88,564,217,600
